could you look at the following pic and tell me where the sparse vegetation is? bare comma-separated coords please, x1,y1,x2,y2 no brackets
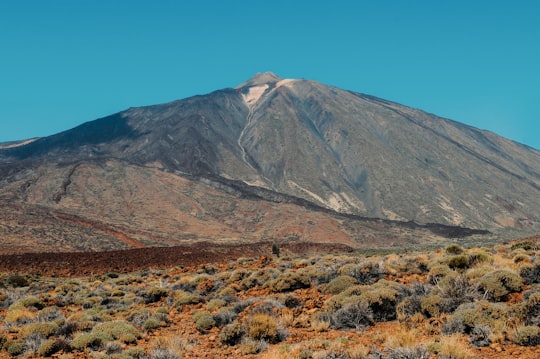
1,236,540,358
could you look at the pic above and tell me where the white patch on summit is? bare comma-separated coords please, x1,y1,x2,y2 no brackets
276,79,296,88
242,85,269,108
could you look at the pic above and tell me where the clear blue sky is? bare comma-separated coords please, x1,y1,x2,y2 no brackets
1,1,539,149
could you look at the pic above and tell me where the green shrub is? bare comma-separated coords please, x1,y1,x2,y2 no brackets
511,241,538,251
357,280,404,322
513,326,540,346
420,294,444,318
143,318,162,331
467,251,493,266
477,269,523,301
513,291,540,326
37,339,68,357
93,321,140,344
267,271,311,292
71,332,113,351
427,264,451,285
324,275,358,295
450,301,509,333
194,312,216,333
219,322,246,345
520,263,540,285
9,296,44,310
174,291,203,307
124,347,146,359
206,298,227,311
6,340,26,357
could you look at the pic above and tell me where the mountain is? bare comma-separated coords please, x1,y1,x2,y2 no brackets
0,72,538,254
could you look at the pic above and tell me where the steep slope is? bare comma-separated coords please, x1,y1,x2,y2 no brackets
0,72,538,254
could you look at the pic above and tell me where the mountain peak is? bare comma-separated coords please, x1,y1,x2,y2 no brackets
235,72,283,89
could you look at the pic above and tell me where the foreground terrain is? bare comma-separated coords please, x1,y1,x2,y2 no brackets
1,236,540,358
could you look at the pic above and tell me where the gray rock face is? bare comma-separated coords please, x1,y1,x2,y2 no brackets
1,72,539,231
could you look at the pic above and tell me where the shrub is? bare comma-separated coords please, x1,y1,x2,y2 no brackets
71,332,113,351
450,301,509,334
5,307,36,325
174,291,203,308
427,264,451,285
0,333,6,350
37,339,69,357
396,295,423,323
267,271,311,292
514,291,540,326
93,321,140,344
385,346,429,359
511,241,538,251
513,326,540,346
103,341,122,355
9,296,44,310
127,308,152,327
140,287,169,304
206,298,227,311
36,307,65,323
6,340,26,357
338,262,383,284
19,322,59,338
324,276,357,295
213,308,238,326
513,254,530,264
244,313,287,343
520,263,540,285
445,244,464,255
55,321,79,338
6,274,30,288
477,269,523,301
469,325,492,347
331,301,373,330
434,274,480,312
431,334,473,359
194,312,216,333
144,318,163,331
219,322,246,345
25,332,45,355
241,337,267,354
124,347,147,359
447,254,470,270
280,294,302,308
358,280,404,322
147,347,182,359
467,251,492,266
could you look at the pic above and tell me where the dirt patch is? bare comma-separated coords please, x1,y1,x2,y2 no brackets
0,241,353,276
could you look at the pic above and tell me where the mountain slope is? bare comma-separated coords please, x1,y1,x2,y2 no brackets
0,72,538,253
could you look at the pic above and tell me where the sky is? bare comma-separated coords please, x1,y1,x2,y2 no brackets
1,1,539,149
